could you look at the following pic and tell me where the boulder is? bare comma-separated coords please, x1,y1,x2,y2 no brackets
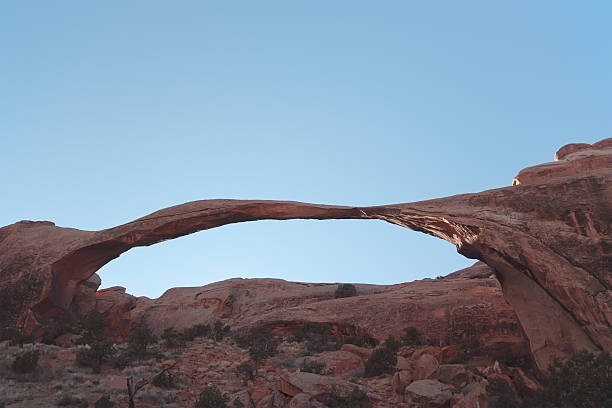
412,346,442,360
439,345,463,364
412,353,440,381
255,390,286,408
229,390,254,408
288,393,327,408
507,367,542,397
70,273,101,315
278,372,362,398
391,370,413,394
405,380,455,407
438,364,472,388
451,382,489,408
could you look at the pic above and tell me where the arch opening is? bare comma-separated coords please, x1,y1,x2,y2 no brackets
96,218,474,298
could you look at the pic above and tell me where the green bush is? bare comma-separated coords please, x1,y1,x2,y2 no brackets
232,400,245,408
364,347,397,377
335,284,357,299
1,329,34,348
195,386,229,408
183,324,211,341
127,316,157,358
151,370,180,389
293,322,340,353
235,326,279,363
56,394,87,407
76,339,114,373
236,361,255,381
401,327,422,346
363,335,401,377
526,350,612,408
161,327,185,347
492,394,521,408
448,352,470,364
94,395,117,408
212,320,230,342
382,335,401,354
11,349,40,374
111,350,132,369
301,359,326,374
316,386,371,408
80,309,104,341
498,353,533,370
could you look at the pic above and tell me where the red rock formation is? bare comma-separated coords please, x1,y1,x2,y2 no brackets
0,138,610,370
95,263,531,364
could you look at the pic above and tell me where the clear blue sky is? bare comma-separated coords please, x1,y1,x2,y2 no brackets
2,2,610,297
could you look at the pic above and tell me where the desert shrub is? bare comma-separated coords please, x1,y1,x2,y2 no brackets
235,326,278,363
94,395,117,408
11,349,40,373
236,361,255,381
293,322,340,353
152,370,180,389
1,328,34,348
364,347,396,377
401,326,422,345
448,352,470,364
436,275,445,280
195,386,229,408
232,400,245,408
127,316,157,358
76,339,114,373
183,324,211,341
81,309,104,339
56,394,87,407
525,350,612,408
335,284,357,299
212,320,230,341
382,335,401,354
161,327,185,347
486,376,516,399
111,350,132,369
498,353,533,371
491,394,521,408
301,359,326,374
316,386,371,408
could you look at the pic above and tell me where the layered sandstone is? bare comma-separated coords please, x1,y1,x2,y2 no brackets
0,138,610,370
94,262,530,364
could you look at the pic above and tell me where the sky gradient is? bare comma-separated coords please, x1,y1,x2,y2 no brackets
2,2,611,297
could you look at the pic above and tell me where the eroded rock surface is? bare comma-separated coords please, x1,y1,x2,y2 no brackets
0,138,610,370
95,263,530,365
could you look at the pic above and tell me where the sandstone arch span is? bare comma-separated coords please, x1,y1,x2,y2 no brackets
1,139,610,371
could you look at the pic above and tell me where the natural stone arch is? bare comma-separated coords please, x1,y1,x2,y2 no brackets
1,139,610,371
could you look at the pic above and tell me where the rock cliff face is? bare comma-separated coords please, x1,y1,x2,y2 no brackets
95,262,531,365
0,138,610,371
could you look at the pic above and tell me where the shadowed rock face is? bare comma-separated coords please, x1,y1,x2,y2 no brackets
0,138,610,371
